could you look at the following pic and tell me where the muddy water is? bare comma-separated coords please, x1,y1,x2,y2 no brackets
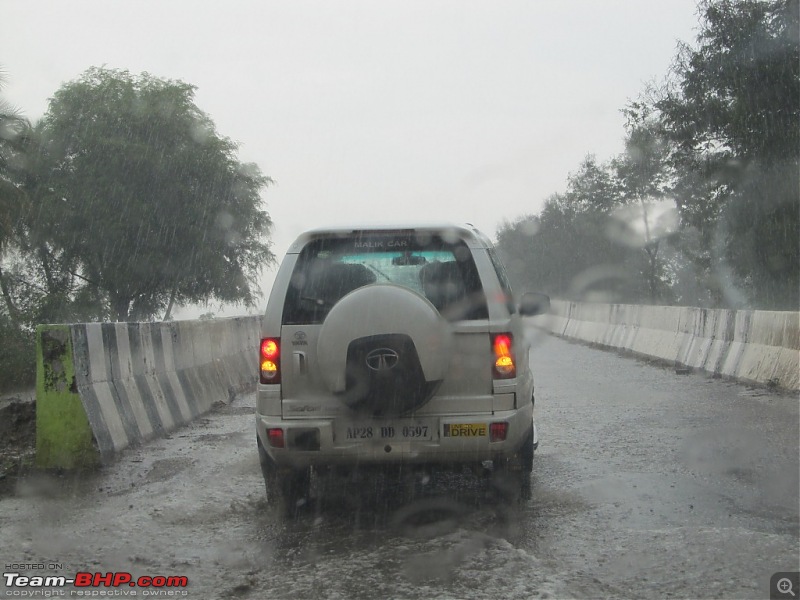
1,333,797,599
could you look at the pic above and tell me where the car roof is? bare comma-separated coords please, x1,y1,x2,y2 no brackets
286,223,493,253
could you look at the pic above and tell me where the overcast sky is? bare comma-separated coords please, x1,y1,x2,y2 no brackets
2,0,700,316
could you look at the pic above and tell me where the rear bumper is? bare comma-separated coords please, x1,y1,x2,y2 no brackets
256,404,534,470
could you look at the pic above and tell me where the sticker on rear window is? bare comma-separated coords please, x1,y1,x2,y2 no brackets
354,239,410,249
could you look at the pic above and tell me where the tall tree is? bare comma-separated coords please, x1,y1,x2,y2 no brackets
656,0,800,308
613,103,676,303
0,67,29,325
497,158,643,303
36,67,275,321
0,67,38,390
563,154,622,214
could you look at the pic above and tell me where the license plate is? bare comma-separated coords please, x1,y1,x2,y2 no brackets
336,420,434,442
442,423,487,437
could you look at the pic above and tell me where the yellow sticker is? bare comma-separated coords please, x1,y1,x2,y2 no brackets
443,423,487,437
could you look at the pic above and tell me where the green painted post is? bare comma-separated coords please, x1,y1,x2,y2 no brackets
35,325,99,468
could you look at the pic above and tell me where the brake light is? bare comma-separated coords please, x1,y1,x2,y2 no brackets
267,428,285,448
490,422,508,442
260,338,281,384
491,333,516,379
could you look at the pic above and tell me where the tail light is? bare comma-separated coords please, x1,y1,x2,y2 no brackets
267,428,285,448
260,337,281,384
491,333,516,379
490,421,508,442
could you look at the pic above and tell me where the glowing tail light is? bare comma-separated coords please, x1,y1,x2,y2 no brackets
260,338,281,384
491,333,516,379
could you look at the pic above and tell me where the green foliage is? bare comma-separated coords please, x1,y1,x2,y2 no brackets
656,0,799,309
0,69,34,391
661,0,799,162
0,70,28,260
498,147,687,305
613,105,679,303
0,315,35,392
498,0,799,310
721,161,800,307
563,155,621,214
32,67,276,321
499,156,646,303
1,65,277,388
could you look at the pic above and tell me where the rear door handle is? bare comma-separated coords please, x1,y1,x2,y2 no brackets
293,351,307,375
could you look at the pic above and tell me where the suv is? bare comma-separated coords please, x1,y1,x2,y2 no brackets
256,224,549,512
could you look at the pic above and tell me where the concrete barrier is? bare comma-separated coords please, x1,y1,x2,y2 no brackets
535,300,799,391
36,317,261,468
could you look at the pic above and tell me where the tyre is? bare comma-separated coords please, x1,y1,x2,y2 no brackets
257,438,276,495
491,427,534,502
520,426,535,473
278,468,312,517
518,428,534,501
258,438,311,516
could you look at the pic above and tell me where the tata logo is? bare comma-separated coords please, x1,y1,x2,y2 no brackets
365,348,400,372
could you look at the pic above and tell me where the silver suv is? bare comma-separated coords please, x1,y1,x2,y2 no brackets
256,224,549,512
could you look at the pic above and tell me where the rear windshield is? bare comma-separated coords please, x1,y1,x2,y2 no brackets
282,233,488,324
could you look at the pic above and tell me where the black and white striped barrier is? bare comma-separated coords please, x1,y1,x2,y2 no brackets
36,317,261,468
533,301,799,390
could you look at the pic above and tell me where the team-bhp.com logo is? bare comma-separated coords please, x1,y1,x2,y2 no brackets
3,571,188,596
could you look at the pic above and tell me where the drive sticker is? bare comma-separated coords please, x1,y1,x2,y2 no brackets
443,423,487,437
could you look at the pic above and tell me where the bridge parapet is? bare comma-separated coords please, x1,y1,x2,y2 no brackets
534,301,799,391
36,316,261,468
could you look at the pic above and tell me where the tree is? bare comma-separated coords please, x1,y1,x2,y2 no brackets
0,67,28,325
563,155,621,214
0,68,37,390
656,0,800,308
34,68,275,321
499,0,799,309
612,103,678,303
497,157,647,303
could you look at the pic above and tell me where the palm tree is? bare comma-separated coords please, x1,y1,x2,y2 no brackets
0,67,29,324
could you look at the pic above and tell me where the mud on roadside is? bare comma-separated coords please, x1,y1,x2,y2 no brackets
0,392,36,496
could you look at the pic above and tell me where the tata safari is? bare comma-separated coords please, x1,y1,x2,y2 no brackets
255,224,549,512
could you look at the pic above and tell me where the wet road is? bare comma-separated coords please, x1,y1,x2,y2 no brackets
1,330,798,599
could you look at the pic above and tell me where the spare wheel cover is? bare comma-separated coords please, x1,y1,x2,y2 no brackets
317,284,452,399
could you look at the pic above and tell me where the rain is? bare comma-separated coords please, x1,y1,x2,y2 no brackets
0,1,798,599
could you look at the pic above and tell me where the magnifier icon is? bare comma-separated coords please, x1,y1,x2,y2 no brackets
778,578,796,597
